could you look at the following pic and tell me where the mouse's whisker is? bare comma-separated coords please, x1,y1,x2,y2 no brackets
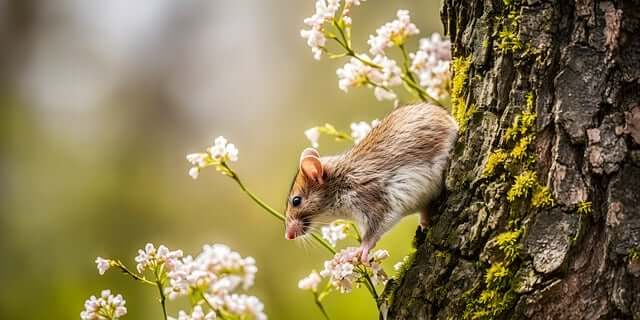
302,233,317,249
296,236,310,251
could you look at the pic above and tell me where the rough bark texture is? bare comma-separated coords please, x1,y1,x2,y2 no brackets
384,0,640,319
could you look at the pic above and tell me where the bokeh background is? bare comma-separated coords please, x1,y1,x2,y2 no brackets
0,1,441,318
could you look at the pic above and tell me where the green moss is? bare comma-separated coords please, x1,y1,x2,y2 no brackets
495,11,522,54
510,136,532,160
507,170,537,202
577,201,592,215
504,110,536,143
435,250,448,260
482,38,489,49
525,92,535,110
482,150,508,177
464,288,517,320
451,55,473,132
393,249,417,279
629,247,640,261
478,290,498,304
495,229,522,264
485,263,509,287
531,185,554,208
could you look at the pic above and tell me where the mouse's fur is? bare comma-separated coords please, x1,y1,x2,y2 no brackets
285,103,458,257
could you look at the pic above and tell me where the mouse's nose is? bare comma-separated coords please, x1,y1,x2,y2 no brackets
285,221,301,240
285,229,296,240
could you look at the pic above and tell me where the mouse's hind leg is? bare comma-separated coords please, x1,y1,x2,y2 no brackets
419,207,429,231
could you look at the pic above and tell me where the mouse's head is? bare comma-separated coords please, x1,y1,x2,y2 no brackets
284,148,331,240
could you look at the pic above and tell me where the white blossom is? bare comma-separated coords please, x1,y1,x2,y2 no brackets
342,0,366,25
298,270,323,291
373,87,396,101
189,166,201,179
95,257,111,276
177,305,216,320
320,248,358,293
300,0,340,60
186,153,209,167
80,290,127,320
345,0,365,5
319,247,389,293
304,127,321,148
336,55,401,102
166,244,257,300
368,9,419,55
186,136,239,179
336,56,370,92
409,33,452,100
300,28,326,60
208,136,239,162
393,254,413,273
372,249,389,260
321,222,348,247
222,294,267,320
370,55,402,88
134,243,183,273
350,119,380,144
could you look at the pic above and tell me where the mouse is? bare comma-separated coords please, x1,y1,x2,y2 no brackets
284,103,458,261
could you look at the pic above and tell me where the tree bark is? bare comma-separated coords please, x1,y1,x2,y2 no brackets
384,0,640,319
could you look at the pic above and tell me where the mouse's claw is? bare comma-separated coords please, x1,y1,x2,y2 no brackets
359,246,370,263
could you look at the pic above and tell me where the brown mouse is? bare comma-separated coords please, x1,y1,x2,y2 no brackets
285,103,458,261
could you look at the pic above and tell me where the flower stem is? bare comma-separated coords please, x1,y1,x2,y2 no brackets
357,266,379,302
228,169,284,222
327,24,444,108
313,292,332,320
155,280,168,320
398,44,427,102
153,266,168,320
201,293,229,320
312,233,337,254
115,261,155,286
226,165,336,254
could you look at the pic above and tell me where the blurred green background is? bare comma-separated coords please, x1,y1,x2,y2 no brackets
0,1,441,319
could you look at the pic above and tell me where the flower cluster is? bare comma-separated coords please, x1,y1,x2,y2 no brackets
90,243,265,320
303,123,353,149
304,127,321,148
368,10,419,55
81,290,127,320
220,294,266,320
321,222,348,247
317,247,389,293
410,33,451,100
350,119,380,144
177,305,216,320
336,55,402,101
300,0,338,60
300,0,366,60
298,270,323,291
134,243,184,273
95,257,113,276
165,244,264,319
186,136,239,179
166,244,257,298
304,119,380,149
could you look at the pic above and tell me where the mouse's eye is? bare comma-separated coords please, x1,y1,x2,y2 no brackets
291,196,302,207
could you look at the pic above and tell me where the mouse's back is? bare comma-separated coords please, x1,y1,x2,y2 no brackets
345,103,458,172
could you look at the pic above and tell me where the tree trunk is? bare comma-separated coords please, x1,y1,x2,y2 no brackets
383,0,640,319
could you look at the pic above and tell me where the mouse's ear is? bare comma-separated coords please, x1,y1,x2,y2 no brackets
299,149,323,184
300,147,320,159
